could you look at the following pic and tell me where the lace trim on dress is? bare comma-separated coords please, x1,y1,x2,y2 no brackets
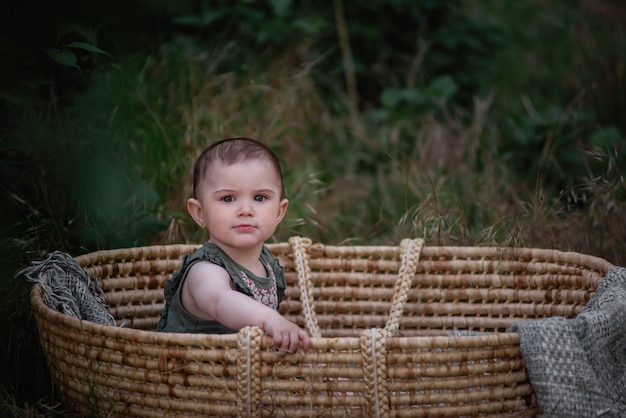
239,263,279,310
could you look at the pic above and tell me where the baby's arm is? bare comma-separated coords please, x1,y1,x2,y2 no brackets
181,261,311,353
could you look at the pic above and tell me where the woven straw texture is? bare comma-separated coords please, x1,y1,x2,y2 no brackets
30,237,614,417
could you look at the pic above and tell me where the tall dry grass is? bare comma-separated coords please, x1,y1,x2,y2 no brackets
153,47,625,265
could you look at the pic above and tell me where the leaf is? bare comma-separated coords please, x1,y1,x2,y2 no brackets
380,87,403,108
44,49,81,72
67,41,112,57
425,75,457,100
380,87,426,108
173,10,226,27
590,126,621,149
269,0,291,16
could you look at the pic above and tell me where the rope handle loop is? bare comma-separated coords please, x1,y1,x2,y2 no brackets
236,326,264,417
360,328,390,418
288,236,321,338
384,238,424,335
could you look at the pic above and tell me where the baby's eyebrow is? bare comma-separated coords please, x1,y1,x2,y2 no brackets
211,188,277,195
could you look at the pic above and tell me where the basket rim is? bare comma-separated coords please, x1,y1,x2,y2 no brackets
72,242,615,271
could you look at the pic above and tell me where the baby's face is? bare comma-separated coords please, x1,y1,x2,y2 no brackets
195,159,288,252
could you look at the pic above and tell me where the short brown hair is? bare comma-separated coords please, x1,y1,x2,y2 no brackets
192,137,285,199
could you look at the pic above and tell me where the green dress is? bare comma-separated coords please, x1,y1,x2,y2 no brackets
156,242,285,333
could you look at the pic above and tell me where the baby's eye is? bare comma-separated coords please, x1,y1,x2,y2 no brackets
221,196,234,203
254,195,267,202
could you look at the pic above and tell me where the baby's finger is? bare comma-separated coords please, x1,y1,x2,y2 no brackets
272,333,284,351
299,329,311,351
278,331,296,354
288,330,301,353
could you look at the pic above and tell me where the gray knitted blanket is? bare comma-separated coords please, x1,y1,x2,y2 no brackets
510,266,626,418
18,251,116,326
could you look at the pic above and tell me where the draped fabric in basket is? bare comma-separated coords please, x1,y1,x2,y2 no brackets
18,251,116,326
510,266,626,418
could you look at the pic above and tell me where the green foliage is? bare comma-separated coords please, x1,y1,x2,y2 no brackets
168,0,506,113
500,105,591,190
2,89,171,255
478,0,626,191
44,40,112,73
173,0,321,48
376,75,458,122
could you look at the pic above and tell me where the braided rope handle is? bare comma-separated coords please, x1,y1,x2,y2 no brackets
360,328,390,418
288,236,321,338
236,326,264,417
384,238,424,335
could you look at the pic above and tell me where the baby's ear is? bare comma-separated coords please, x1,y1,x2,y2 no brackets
187,198,205,226
277,198,289,222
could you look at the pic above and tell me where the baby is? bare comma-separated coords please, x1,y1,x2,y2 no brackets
157,137,310,354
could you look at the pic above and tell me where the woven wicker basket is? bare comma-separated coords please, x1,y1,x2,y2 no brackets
30,237,614,417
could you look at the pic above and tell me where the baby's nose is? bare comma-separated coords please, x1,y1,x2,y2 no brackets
238,201,253,215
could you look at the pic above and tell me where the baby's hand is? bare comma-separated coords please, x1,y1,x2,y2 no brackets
263,316,311,354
